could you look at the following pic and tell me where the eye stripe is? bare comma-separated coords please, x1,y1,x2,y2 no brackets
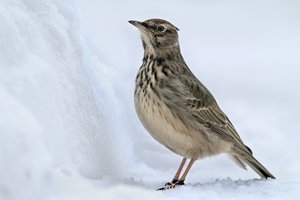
142,22,149,28
146,23,176,34
149,25,157,30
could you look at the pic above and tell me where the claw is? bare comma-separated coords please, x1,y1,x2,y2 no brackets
157,181,185,190
157,182,175,190
175,180,185,186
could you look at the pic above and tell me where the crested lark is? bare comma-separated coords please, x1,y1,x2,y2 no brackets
129,18,275,190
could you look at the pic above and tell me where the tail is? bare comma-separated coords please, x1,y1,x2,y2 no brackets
233,147,276,179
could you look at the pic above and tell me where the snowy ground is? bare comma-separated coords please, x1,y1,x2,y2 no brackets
0,0,300,199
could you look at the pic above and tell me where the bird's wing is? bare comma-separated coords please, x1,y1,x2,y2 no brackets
160,72,247,150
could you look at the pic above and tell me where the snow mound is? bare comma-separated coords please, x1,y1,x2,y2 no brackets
0,0,132,199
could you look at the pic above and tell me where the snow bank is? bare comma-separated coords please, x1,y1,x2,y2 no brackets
0,86,51,200
0,0,134,199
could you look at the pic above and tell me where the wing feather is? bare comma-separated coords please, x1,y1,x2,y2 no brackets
159,71,249,152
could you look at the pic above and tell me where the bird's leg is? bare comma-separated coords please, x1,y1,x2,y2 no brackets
175,158,195,185
171,157,187,183
157,158,187,190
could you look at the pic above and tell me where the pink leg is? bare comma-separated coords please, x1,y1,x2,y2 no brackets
172,158,187,183
158,158,195,190
177,158,195,185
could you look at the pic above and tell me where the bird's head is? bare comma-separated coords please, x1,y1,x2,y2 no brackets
129,19,180,54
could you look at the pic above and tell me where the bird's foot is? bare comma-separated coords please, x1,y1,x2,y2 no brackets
157,180,185,190
157,182,175,190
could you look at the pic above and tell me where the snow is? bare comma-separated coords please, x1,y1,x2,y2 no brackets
0,0,299,199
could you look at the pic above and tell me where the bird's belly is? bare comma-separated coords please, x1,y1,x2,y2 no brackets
135,91,221,159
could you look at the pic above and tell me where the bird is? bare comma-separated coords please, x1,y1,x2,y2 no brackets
129,18,275,190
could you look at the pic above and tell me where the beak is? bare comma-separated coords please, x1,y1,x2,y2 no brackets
128,20,141,26
128,20,146,30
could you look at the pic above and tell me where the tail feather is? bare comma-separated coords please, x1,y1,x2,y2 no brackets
231,155,247,170
233,147,276,179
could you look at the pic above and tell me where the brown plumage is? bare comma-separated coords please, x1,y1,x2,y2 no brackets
129,18,275,190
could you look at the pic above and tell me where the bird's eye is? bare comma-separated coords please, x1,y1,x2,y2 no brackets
157,25,166,32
